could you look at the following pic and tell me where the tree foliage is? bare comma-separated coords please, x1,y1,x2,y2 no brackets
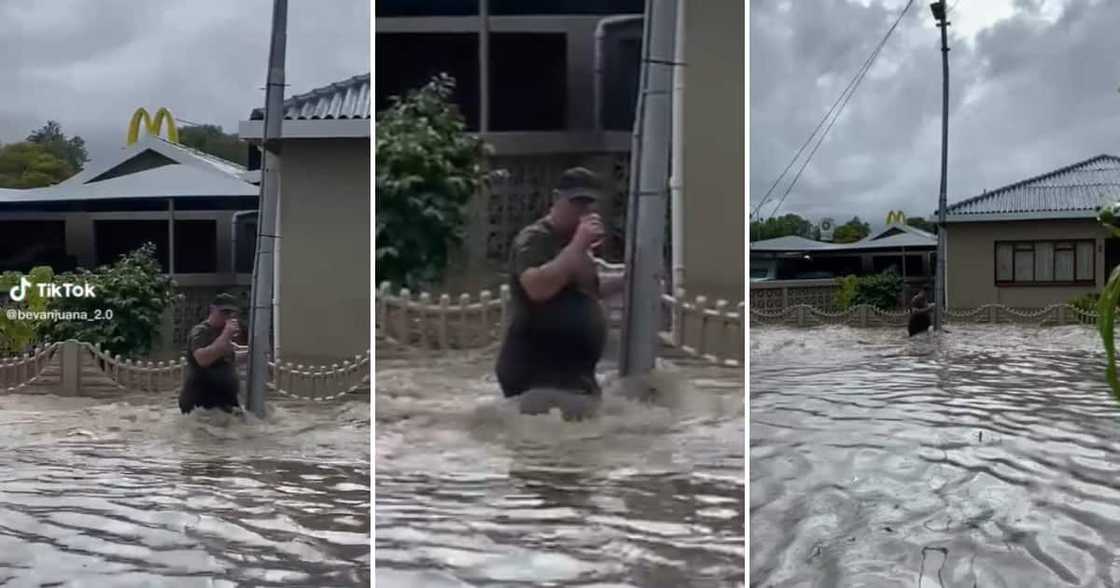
750,213,818,242
833,216,871,243
906,216,939,234
835,271,903,310
375,74,487,288
26,120,89,173
0,142,75,188
179,124,249,166
0,266,54,355
38,243,177,358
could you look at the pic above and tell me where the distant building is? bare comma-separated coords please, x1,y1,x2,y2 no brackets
239,74,371,364
943,154,1120,308
751,224,936,283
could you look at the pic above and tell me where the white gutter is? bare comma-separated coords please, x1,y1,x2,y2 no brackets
273,184,281,360
594,15,644,130
669,0,685,299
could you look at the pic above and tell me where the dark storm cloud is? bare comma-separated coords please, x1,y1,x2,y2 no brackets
0,0,369,166
750,0,1120,230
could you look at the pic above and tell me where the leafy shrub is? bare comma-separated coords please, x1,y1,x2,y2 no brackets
835,271,904,310
38,243,176,358
0,266,54,355
375,74,488,289
1069,292,1099,323
834,275,859,310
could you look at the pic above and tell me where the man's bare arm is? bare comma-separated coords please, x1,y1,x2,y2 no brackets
193,333,233,367
520,241,587,302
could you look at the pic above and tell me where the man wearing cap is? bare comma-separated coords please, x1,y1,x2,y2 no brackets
179,293,246,414
495,167,625,408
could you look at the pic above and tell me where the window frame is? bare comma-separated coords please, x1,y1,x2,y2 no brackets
993,239,1096,287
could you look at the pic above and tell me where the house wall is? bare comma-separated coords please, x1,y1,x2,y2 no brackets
680,0,744,303
945,219,1108,308
277,139,371,364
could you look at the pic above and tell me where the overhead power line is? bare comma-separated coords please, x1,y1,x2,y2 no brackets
756,0,916,222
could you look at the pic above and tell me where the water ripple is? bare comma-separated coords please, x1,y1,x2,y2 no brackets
751,325,1120,587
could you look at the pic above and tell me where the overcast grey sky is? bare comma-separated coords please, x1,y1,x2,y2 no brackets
750,0,1120,230
0,0,369,167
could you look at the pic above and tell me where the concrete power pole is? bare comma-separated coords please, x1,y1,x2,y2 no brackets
932,0,950,331
619,0,677,376
247,0,287,418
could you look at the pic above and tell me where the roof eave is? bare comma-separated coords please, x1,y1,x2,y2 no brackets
945,210,1098,223
238,119,371,140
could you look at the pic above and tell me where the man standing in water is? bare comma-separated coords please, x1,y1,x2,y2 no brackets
179,293,245,414
495,167,625,406
908,288,935,337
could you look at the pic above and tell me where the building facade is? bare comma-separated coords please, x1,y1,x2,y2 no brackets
239,74,371,364
943,154,1120,308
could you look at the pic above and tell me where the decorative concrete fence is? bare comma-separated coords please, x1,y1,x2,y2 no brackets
1,340,370,401
375,279,745,367
750,304,1099,328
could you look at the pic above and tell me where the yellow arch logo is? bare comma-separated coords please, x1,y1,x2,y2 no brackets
886,210,907,224
127,107,179,145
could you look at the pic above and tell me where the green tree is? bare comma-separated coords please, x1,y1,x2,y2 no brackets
0,142,75,188
26,120,89,173
38,243,176,358
375,74,488,288
750,213,817,242
179,124,249,166
833,216,871,243
906,216,939,234
0,266,54,355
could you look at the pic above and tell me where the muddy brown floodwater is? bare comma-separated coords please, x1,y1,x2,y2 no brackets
375,350,745,587
0,392,370,586
751,325,1120,587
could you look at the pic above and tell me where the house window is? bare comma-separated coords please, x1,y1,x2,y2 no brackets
94,220,217,273
994,240,1095,285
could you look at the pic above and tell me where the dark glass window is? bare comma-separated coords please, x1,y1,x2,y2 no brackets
490,33,567,131
0,221,69,272
94,220,217,273
376,0,643,17
376,33,481,130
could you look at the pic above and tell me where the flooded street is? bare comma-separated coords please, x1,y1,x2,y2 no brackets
0,393,370,586
751,325,1120,587
375,350,745,587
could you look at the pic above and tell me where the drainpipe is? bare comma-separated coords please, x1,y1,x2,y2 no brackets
595,15,645,130
231,210,257,275
669,0,685,317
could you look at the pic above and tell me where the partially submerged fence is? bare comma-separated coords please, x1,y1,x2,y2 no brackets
375,280,744,367
750,303,1099,328
1,340,370,401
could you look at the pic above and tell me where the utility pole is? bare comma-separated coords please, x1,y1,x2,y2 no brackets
932,0,949,332
247,0,287,418
620,0,677,376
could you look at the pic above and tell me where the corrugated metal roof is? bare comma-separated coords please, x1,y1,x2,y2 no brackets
945,154,1120,217
250,73,370,121
751,224,936,253
750,235,833,251
0,165,258,203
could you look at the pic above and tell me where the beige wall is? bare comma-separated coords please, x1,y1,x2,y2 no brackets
681,0,744,304
945,220,1108,308
278,139,371,363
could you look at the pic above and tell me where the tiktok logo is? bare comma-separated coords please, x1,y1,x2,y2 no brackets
8,277,31,302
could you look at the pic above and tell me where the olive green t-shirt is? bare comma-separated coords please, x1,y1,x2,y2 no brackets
496,218,607,396
180,321,239,407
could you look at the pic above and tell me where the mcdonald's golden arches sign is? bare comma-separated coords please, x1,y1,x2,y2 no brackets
886,210,907,224
127,107,179,145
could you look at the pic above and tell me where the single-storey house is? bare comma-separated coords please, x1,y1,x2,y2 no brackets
238,73,370,364
751,223,937,282
943,154,1120,309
